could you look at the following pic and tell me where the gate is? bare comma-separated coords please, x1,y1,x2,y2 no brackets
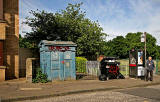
76,61,100,80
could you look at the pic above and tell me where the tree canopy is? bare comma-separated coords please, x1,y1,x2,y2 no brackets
104,32,159,59
24,3,106,59
19,34,34,48
21,3,159,59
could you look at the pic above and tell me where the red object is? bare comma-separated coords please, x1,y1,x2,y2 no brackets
131,49,135,52
48,46,70,51
108,65,119,75
129,64,136,67
0,41,3,66
61,61,64,64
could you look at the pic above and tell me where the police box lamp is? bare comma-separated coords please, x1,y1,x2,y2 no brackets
129,49,145,77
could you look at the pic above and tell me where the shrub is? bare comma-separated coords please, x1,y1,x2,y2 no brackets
76,57,88,73
32,68,48,83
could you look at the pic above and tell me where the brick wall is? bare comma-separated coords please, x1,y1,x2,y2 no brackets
0,0,3,20
0,23,6,39
3,0,19,79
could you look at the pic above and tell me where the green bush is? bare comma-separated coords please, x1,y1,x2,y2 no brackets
32,68,48,83
76,57,88,73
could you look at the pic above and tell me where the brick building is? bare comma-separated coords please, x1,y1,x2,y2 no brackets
0,0,19,81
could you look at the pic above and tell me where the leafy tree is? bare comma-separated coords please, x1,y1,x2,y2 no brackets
157,45,160,58
104,32,159,59
125,32,143,50
125,32,158,58
145,33,158,58
104,36,128,58
19,34,34,48
24,3,106,59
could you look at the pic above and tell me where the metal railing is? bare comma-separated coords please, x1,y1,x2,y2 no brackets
86,61,100,76
76,61,99,80
76,60,130,80
156,59,160,74
119,65,129,76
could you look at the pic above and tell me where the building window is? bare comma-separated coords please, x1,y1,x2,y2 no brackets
0,0,3,20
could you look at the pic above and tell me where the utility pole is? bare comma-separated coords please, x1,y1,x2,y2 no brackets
144,32,147,68
141,32,147,65
141,32,147,80
144,32,147,81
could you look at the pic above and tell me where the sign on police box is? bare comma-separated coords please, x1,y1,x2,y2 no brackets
48,46,70,51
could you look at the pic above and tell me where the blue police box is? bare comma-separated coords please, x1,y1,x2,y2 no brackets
39,40,77,81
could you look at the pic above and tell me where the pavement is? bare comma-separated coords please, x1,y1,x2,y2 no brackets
24,85,160,102
0,75,160,102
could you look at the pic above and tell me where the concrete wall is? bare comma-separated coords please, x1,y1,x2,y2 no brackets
19,48,33,77
26,58,39,82
0,66,6,81
19,48,39,77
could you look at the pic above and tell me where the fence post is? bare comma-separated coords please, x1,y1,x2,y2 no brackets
126,65,127,76
86,61,87,74
156,59,159,74
97,62,99,76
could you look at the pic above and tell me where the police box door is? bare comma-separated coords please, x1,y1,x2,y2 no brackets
63,51,72,80
50,51,72,80
51,51,63,80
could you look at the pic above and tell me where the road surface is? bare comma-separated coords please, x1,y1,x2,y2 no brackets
22,85,160,102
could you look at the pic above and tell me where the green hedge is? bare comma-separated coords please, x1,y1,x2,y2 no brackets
76,57,87,73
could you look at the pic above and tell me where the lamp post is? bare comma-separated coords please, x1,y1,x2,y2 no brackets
141,32,146,61
144,32,147,70
141,32,147,80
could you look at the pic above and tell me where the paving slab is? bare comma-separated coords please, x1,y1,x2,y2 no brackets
0,75,160,102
